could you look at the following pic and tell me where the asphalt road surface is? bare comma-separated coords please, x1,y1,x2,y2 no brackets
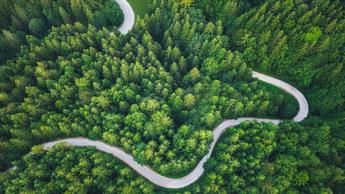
4,1,309,189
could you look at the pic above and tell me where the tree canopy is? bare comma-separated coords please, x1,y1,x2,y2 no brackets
0,0,344,193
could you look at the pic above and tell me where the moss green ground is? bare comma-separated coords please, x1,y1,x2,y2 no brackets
259,80,299,119
128,0,149,16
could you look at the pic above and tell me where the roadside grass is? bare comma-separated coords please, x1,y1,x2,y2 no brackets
128,0,149,16
258,80,299,120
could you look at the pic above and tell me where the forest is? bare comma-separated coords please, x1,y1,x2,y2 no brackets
0,0,344,193
0,0,124,64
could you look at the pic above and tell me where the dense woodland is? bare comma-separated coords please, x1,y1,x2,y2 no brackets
0,0,344,193
0,0,124,63
1,121,341,193
0,4,284,177
197,0,345,117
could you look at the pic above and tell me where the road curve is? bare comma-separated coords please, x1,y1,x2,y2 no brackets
39,72,309,189
252,71,308,122
115,0,135,34
4,0,310,190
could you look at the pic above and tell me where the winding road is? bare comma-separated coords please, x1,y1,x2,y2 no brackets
115,0,135,34
5,0,309,190
41,71,308,189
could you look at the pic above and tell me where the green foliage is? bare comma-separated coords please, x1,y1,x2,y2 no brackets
0,3,281,178
1,17,276,180
0,0,344,193
229,0,345,117
195,0,345,116
180,0,194,7
28,18,45,36
128,0,150,16
1,145,155,193
305,27,322,43
187,121,344,194
0,0,124,63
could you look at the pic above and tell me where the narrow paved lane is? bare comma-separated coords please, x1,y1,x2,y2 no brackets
115,0,135,34
4,0,310,190
41,72,309,189
252,71,308,122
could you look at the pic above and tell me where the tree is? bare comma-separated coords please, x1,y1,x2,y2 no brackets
93,11,107,28
187,67,200,83
145,111,173,138
59,6,71,23
180,0,194,7
184,93,196,108
28,18,45,36
305,26,322,43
